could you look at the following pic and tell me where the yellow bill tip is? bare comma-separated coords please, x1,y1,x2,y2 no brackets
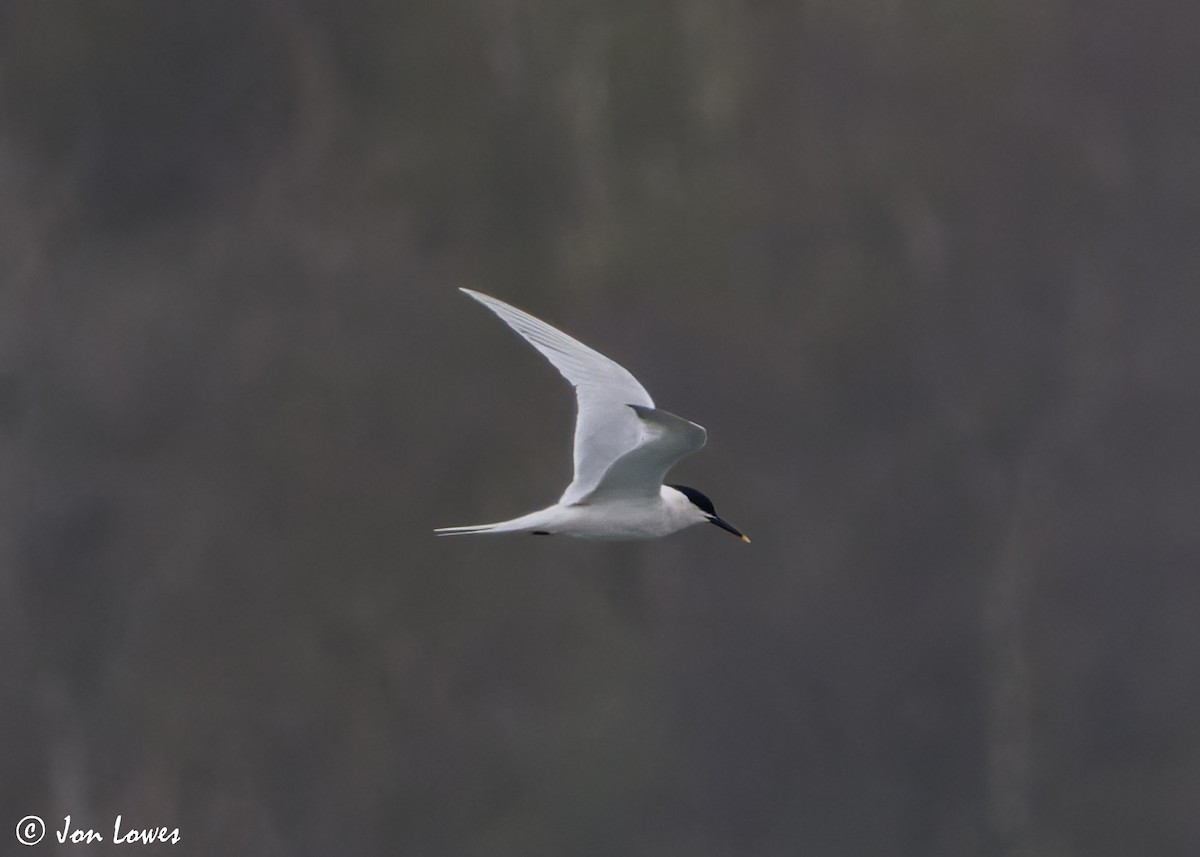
741,534,752,544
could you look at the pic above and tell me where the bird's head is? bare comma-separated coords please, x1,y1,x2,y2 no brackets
668,484,750,543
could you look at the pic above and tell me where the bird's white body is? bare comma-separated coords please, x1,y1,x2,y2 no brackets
438,484,709,540
436,289,748,543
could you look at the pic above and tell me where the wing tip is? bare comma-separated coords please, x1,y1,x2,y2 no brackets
625,404,707,448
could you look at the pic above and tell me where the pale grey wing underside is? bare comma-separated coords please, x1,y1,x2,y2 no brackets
585,405,708,500
460,289,654,504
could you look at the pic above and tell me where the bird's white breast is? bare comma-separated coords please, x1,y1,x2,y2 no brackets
549,485,703,540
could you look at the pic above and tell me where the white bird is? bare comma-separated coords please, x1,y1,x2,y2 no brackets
436,289,749,542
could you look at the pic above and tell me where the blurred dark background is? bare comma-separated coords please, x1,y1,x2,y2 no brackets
3,1,1198,854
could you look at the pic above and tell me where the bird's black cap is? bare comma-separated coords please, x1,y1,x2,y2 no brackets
669,484,716,516
671,484,750,543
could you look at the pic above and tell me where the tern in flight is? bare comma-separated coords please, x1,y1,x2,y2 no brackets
435,289,749,543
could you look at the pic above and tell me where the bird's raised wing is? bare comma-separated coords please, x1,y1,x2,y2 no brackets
460,289,654,504
584,405,708,500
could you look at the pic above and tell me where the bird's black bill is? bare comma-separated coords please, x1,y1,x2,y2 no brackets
708,516,751,543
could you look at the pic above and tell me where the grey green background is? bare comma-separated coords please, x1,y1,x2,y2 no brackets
2,1,1198,854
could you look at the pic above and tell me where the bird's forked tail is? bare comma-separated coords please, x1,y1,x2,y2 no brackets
434,509,553,537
